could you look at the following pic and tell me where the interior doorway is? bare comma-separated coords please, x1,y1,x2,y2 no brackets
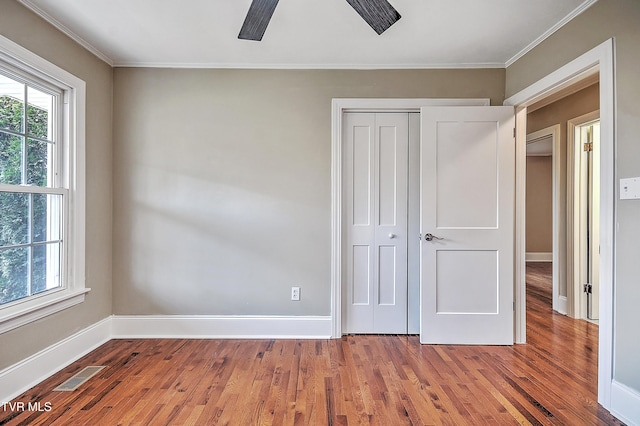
505,39,614,408
525,125,564,313
525,82,600,320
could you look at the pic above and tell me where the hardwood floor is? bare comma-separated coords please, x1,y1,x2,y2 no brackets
1,263,623,425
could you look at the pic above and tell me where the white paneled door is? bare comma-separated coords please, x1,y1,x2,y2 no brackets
420,106,515,344
343,113,409,333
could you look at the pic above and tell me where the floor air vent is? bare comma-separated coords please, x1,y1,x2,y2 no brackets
53,366,105,391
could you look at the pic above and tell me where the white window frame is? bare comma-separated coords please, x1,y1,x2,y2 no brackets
0,35,87,334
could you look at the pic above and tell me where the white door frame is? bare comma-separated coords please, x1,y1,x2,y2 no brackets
526,125,564,314
567,111,600,320
504,38,615,408
330,98,490,339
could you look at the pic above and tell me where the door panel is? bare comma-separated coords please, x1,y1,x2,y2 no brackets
378,246,397,305
436,250,499,314
352,245,370,305
352,128,371,226
344,112,408,333
435,121,498,228
420,106,515,345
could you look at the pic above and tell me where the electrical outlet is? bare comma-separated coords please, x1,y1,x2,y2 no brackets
291,287,300,301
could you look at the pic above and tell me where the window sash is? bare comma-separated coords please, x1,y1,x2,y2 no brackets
1,70,62,190
0,184,66,194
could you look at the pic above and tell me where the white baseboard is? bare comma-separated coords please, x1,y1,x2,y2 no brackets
0,315,332,403
556,295,568,315
526,252,553,262
611,380,640,425
0,317,112,403
111,315,333,339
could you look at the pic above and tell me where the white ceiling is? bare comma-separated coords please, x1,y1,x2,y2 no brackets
18,0,595,68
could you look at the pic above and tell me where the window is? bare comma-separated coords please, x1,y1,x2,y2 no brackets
0,35,87,333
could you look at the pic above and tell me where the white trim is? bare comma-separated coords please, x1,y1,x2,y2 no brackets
611,381,640,426
0,317,111,403
112,62,506,70
0,289,90,334
331,98,491,338
525,252,552,262
567,110,600,319
0,35,86,90
0,34,87,334
111,315,332,339
514,107,527,343
527,73,599,113
505,39,615,410
527,124,562,314
557,295,568,315
16,0,114,66
505,0,598,67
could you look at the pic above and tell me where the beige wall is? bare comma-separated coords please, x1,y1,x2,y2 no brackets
112,68,505,316
526,156,553,253
507,0,640,394
0,0,113,369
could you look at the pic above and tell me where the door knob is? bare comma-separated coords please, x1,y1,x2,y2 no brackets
388,233,396,239
424,233,444,241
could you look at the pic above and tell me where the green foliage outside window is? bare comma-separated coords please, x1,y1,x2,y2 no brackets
0,93,52,305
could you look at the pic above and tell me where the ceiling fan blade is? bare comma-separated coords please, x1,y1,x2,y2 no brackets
345,0,401,35
238,0,280,41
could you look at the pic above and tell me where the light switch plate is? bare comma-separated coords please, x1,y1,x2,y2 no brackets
620,177,640,200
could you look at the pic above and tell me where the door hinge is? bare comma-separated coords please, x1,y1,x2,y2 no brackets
513,301,515,311
513,128,516,138
583,283,593,294
583,142,593,152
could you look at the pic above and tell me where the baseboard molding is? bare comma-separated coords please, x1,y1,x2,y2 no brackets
526,252,553,262
0,314,332,403
556,296,568,315
111,315,333,339
0,316,112,403
611,380,640,425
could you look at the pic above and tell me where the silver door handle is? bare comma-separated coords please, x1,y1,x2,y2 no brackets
424,233,443,241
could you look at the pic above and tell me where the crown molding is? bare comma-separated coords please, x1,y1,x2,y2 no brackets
505,0,598,68
111,61,506,70
17,0,114,66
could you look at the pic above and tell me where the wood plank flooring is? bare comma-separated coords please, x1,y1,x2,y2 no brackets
1,263,624,425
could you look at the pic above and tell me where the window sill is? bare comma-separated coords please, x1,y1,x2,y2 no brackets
0,288,91,334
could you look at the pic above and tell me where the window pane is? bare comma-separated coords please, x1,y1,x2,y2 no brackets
0,74,24,133
0,191,29,246
0,247,29,305
27,87,52,140
32,193,62,243
27,138,51,187
32,242,61,295
0,131,23,185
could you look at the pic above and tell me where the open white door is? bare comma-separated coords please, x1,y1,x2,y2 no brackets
420,106,515,345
